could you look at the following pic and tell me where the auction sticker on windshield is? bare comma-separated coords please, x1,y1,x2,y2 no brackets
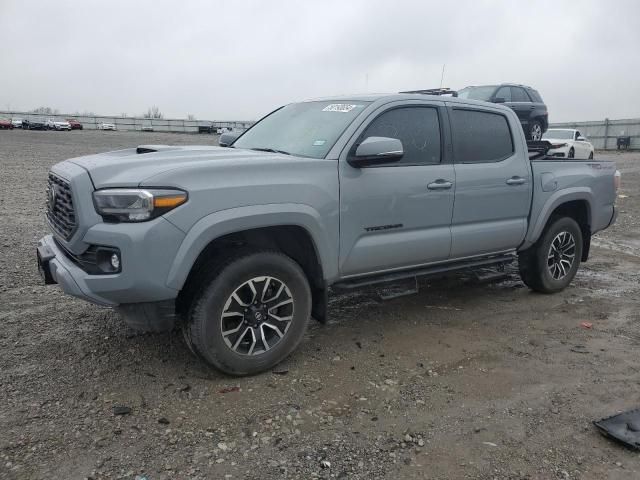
322,104,361,113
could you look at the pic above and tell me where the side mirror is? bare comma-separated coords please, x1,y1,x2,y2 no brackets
576,136,586,141
493,97,506,103
348,136,404,168
219,131,240,147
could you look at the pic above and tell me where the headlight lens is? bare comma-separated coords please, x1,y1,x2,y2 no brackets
93,188,187,222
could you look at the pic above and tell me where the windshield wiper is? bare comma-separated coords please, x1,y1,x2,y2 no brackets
250,147,291,156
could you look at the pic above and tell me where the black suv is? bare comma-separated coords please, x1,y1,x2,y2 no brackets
457,84,548,141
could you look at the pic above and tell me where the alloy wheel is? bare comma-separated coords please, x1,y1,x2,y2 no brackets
220,276,294,356
547,231,576,280
530,123,542,141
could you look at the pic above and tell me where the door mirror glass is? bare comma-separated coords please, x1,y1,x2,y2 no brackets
349,136,404,167
219,131,240,147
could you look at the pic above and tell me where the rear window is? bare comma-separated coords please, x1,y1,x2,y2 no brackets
527,89,543,103
451,109,514,163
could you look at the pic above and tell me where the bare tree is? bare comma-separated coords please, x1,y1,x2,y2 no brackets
30,106,59,115
187,114,196,120
143,106,163,119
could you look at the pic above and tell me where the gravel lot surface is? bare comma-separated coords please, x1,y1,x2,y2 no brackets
1,130,640,480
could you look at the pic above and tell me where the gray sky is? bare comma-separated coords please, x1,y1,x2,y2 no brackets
1,0,639,122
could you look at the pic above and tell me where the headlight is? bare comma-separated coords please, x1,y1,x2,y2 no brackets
93,188,187,222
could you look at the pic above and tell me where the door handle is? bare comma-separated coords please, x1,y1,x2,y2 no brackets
529,106,535,110
427,179,453,190
506,176,526,186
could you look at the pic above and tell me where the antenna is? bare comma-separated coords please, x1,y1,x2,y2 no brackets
439,64,446,89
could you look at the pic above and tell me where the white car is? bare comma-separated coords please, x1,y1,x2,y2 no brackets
100,123,117,131
11,119,23,128
542,128,594,159
45,118,71,131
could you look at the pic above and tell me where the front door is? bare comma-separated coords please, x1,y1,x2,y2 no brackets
339,103,455,277
449,106,531,258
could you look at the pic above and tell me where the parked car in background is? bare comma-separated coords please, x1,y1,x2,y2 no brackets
0,118,13,129
11,118,23,129
67,119,83,130
141,124,154,132
542,129,594,159
458,83,548,140
100,123,117,131
23,118,47,130
45,119,71,131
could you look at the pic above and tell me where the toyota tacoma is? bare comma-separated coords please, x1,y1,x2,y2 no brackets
37,93,619,375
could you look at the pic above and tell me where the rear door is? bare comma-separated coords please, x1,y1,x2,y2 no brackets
509,87,533,128
448,106,531,258
339,101,455,277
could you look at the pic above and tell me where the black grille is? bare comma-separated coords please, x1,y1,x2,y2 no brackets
46,173,77,240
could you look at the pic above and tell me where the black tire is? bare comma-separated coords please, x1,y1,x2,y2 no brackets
588,151,594,159
568,148,575,159
184,250,311,375
528,120,543,141
518,216,583,294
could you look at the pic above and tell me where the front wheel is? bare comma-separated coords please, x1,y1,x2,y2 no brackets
518,217,583,294
588,151,594,159
184,250,312,376
568,148,575,159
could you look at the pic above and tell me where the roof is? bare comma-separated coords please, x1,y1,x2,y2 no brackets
462,83,535,89
302,92,513,111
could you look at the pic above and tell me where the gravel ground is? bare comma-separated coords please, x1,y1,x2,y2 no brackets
1,129,640,480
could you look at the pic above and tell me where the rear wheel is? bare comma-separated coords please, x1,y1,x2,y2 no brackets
588,151,594,159
518,217,583,293
529,121,543,141
184,250,311,375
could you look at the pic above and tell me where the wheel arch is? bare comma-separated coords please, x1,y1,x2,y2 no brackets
526,193,592,261
169,204,335,322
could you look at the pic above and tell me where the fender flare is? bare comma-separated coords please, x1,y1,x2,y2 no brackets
524,188,594,248
165,203,336,290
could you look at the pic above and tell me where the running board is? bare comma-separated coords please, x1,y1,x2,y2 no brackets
333,254,517,290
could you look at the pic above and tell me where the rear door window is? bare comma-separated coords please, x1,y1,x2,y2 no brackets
451,109,514,163
511,87,531,102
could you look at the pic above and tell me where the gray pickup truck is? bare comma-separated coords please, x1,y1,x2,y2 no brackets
37,93,620,375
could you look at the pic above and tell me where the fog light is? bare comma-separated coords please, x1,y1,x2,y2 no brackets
110,253,120,270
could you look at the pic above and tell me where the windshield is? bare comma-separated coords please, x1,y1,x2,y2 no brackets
233,101,370,158
457,86,497,101
543,129,574,140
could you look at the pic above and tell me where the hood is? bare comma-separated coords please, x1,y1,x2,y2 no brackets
66,145,309,188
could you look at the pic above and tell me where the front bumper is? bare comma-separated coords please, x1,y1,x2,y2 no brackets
37,234,116,306
37,216,186,306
